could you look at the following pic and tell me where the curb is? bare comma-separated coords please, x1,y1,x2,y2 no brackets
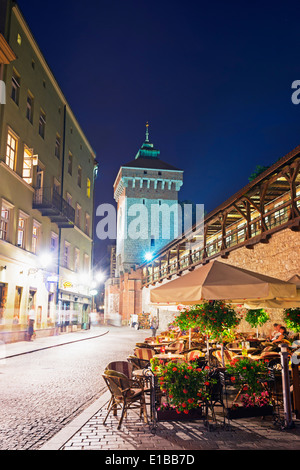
39,390,110,450
1,329,110,359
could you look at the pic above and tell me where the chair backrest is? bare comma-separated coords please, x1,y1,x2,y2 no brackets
135,348,155,361
213,349,233,366
103,370,131,398
186,350,203,361
106,361,133,378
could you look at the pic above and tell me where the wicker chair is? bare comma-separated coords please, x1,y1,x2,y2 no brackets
103,370,148,430
186,349,205,362
105,361,133,379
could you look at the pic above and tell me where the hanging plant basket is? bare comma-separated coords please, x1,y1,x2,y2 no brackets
226,405,273,420
157,406,203,422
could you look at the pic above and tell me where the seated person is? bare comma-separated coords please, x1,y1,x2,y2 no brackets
269,323,280,341
271,326,288,343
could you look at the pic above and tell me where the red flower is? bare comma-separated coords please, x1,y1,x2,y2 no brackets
183,389,188,394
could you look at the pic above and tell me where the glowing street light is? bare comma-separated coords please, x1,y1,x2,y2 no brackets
145,252,154,262
95,271,105,283
39,252,53,269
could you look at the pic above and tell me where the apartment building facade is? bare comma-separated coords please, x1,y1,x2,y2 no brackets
0,1,97,342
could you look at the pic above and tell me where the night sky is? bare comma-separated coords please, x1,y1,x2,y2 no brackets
17,0,300,273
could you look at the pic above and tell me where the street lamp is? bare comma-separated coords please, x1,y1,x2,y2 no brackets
145,252,154,262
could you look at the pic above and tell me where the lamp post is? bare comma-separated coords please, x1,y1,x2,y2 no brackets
280,343,294,428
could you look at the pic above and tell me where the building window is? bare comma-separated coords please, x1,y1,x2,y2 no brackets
11,69,20,105
63,241,71,268
14,286,23,323
83,253,90,273
39,110,46,138
17,34,22,46
68,153,73,175
26,91,34,123
77,166,82,187
17,215,26,248
22,146,33,185
55,134,61,159
66,192,72,207
86,178,91,198
32,221,40,254
75,204,81,228
6,130,18,170
74,248,80,272
50,232,58,256
0,203,11,242
85,213,90,236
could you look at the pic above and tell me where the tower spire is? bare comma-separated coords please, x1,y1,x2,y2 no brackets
145,121,149,143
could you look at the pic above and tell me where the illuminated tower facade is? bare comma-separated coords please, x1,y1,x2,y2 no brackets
113,124,184,275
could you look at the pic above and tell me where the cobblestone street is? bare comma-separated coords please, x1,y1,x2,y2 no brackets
0,327,148,450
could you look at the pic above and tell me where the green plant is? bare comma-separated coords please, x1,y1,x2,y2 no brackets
245,309,269,329
226,357,270,405
173,306,203,331
197,301,240,341
283,308,300,333
151,357,215,414
174,302,240,341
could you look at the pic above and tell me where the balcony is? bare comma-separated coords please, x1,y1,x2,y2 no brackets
33,188,75,228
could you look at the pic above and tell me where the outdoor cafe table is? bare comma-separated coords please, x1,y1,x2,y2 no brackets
154,353,184,361
227,347,258,354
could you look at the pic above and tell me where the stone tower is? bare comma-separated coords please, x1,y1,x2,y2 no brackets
114,123,184,276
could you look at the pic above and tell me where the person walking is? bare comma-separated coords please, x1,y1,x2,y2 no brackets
151,316,158,337
27,308,35,341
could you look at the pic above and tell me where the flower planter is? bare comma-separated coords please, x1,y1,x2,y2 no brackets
157,407,203,422
226,405,273,420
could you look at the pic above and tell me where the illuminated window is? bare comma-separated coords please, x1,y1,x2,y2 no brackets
17,34,22,45
22,147,33,185
11,69,20,104
86,178,91,198
6,130,18,170
39,110,46,138
0,204,10,241
17,216,25,248
26,91,34,123
32,221,40,254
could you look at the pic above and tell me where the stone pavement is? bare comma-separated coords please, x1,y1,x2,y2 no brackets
4,329,300,451
42,391,300,451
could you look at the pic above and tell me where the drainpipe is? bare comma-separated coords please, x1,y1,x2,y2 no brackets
56,104,67,327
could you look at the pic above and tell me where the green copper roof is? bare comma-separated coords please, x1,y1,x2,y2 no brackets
135,122,160,159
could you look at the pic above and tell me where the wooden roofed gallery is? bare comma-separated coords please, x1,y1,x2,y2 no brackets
141,145,300,286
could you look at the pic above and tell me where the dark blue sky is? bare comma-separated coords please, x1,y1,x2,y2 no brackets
18,0,300,270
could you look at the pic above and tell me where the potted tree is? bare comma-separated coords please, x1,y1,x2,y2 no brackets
197,301,240,367
245,308,269,338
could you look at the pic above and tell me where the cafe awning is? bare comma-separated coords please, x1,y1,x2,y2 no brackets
244,274,300,309
150,260,297,305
